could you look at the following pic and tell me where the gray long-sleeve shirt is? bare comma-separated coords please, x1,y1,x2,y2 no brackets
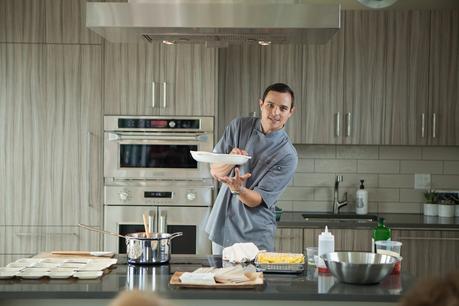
205,117,298,251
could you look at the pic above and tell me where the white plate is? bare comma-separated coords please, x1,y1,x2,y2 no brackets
17,271,49,279
0,268,21,279
49,267,77,273
33,262,61,269
60,262,87,268
190,151,251,165
49,271,74,279
21,267,50,273
73,271,103,279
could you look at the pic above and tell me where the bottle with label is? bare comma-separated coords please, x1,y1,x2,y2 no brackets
372,217,391,252
318,226,335,273
356,179,368,215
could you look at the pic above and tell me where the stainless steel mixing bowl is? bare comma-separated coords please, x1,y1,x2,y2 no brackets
321,252,397,284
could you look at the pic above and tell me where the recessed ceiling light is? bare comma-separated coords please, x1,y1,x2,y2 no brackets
162,40,175,45
357,0,398,9
258,40,271,46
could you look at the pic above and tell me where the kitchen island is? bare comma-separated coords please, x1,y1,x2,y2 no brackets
0,255,416,306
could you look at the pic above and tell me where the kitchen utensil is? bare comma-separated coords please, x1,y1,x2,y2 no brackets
142,213,152,238
321,252,397,284
190,151,251,165
78,223,183,265
51,251,114,257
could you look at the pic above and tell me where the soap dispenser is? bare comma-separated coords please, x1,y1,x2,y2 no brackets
356,179,368,215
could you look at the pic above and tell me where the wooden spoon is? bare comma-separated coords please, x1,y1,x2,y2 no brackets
142,213,151,238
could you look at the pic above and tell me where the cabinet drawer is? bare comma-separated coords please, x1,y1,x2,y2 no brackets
1,226,101,254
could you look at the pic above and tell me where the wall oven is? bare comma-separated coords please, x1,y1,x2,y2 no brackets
104,116,214,181
104,181,212,255
104,115,214,255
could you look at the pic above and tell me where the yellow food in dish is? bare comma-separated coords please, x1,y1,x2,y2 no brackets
256,252,304,264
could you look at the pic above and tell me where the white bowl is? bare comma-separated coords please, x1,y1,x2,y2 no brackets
49,271,74,279
190,151,251,165
17,270,49,279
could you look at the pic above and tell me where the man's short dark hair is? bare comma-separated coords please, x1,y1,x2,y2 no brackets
261,83,295,108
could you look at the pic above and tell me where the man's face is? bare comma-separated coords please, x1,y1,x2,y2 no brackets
259,90,295,134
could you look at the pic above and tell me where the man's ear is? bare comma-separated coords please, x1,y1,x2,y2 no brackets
289,106,296,116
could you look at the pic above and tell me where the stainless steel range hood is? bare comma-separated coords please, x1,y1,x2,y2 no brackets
86,1,341,45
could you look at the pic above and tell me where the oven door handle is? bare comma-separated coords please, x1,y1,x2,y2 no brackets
108,133,208,142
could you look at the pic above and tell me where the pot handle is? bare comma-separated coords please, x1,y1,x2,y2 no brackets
169,232,183,240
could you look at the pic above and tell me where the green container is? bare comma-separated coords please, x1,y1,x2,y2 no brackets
372,217,391,252
275,207,283,222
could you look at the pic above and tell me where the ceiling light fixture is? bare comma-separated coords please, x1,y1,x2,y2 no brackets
357,0,398,9
162,40,175,45
258,40,272,46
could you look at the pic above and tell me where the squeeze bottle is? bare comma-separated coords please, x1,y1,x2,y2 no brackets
318,226,335,273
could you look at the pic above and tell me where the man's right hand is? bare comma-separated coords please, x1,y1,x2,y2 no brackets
210,147,247,179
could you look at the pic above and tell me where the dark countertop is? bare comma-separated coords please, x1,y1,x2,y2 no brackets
0,255,416,303
278,213,459,229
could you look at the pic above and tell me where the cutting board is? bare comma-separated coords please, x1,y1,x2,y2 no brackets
34,252,115,261
169,271,264,289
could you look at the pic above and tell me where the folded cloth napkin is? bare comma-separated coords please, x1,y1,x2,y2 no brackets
222,242,260,263
179,272,216,285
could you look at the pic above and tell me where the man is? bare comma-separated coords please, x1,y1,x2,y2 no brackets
205,83,298,254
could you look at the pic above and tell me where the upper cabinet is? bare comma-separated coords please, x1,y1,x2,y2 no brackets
428,10,459,145
0,0,101,44
104,42,217,117
217,44,262,137
382,11,430,145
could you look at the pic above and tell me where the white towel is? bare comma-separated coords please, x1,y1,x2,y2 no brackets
222,242,259,263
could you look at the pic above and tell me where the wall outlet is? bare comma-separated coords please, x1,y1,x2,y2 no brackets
414,174,431,190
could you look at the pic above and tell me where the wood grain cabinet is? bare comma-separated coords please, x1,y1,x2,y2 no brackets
303,228,372,252
427,10,459,145
392,229,459,278
0,43,103,256
275,228,304,253
104,42,217,117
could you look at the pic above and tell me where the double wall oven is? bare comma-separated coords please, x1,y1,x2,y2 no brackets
104,116,214,255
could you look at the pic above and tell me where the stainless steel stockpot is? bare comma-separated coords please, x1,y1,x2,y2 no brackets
125,232,182,265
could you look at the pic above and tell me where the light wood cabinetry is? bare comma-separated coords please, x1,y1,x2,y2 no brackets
427,10,459,145
260,45,303,143
301,25,344,144
275,228,304,253
0,43,102,255
217,44,262,137
104,42,217,117
303,228,372,252
382,11,430,145
0,0,101,44
392,229,459,278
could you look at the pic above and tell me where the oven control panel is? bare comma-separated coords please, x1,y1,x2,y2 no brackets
105,185,212,206
117,118,200,129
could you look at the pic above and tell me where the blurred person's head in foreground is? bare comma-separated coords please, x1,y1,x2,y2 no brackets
110,290,172,306
398,271,459,306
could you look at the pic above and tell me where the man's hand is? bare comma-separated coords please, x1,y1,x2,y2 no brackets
216,167,251,194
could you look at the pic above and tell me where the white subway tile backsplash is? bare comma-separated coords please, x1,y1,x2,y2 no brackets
337,146,379,159
368,188,399,202
378,202,422,214
444,161,459,175
379,174,413,188
400,189,424,203
279,187,314,201
379,146,422,160
296,159,314,172
357,160,399,173
293,173,335,187
432,175,459,189
286,145,459,214
294,145,336,159
400,160,443,174
315,159,357,173
422,147,459,161
277,201,293,211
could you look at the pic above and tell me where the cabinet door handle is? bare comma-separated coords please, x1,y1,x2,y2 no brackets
335,112,340,137
421,113,425,138
345,112,351,137
162,82,167,108
87,132,94,208
151,82,156,108
432,113,437,138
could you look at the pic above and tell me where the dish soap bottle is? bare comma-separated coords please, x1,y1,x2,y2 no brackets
372,217,391,252
356,179,368,215
318,226,335,273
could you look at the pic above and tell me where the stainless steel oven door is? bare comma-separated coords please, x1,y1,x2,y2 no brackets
104,205,211,255
104,132,213,180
